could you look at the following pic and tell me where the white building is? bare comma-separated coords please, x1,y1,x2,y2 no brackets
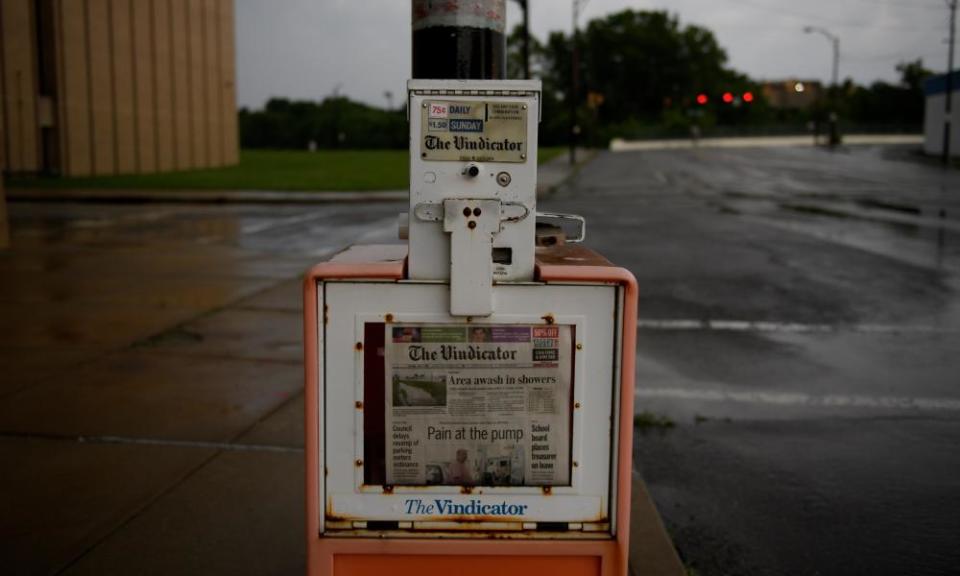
924,71,960,158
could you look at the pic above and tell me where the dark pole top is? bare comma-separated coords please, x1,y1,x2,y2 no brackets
412,0,507,80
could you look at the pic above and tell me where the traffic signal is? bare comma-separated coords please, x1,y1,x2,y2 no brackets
722,92,734,104
743,91,755,103
696,93,708,105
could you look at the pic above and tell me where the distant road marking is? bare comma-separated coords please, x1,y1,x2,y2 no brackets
637,319,960,335
635,387,960,411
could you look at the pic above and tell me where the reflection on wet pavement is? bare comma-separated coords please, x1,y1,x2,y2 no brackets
0,201,403,396
541,144,960,576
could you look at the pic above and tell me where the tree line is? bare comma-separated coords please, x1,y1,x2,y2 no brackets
240,9,933,150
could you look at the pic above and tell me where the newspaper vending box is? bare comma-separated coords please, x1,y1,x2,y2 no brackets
304,3,637,575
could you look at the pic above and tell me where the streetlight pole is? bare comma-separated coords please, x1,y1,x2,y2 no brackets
508,0,530,79
804,26,841,146
570,0,588,165
943,0,957,164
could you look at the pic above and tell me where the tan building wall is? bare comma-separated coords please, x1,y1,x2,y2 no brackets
0,116,9,248
0,0,238,177
760,79,824,111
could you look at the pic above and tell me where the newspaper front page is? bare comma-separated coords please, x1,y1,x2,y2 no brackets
385,324,572,487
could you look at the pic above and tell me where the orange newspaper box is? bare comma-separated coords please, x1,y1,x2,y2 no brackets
303,3,637,574
304,246,637,576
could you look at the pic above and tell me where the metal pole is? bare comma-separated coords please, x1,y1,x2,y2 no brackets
804,26,841,146
830,35,840,146
570,21,578,164
522,0,530,79
570,0,587,165
943,0,957,164
412,0,507,80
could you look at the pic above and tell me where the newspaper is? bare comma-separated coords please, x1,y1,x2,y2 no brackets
385,324,572,487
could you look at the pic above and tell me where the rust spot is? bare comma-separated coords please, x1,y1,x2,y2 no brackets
542,314,555,325
384,313,394,323
542,486,553,495
355,459,363,467
573,461,579,468
325,498,342,521
323,304,330,325
355,401,363,409
382,485,394,494
460,486,474,495
355,342,363,351
575,401,581,409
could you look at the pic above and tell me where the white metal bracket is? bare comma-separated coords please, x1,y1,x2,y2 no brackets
442,198,503,317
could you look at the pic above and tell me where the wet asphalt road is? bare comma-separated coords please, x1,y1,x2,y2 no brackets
4,144,959,575
544,145,960,576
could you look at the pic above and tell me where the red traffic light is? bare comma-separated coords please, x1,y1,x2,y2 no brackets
722,92,734,104
696,93,708,105
743,91,755,103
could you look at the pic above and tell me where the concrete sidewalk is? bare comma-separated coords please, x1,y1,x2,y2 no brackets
0,201,683,575
6,151,586,205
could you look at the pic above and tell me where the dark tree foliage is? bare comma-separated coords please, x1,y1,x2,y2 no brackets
531,10,769,144
239,12,932,150
841,59,932,127
239,97,407,150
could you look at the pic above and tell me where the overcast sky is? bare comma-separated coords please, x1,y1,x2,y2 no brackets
236,0,954,110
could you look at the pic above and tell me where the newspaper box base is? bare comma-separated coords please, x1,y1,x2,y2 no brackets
305,245,637,576
314,539,617,575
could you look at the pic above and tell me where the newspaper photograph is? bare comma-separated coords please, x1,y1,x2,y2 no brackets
385,324,572,487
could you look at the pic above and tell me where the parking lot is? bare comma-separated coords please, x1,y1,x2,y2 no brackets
2,144,959,575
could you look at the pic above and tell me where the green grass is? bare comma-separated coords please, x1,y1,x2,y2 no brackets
537,146,566,164
10,150,408,192
9,148,567,192
634,411,676,435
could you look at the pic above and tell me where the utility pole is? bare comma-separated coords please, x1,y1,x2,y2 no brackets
943,0,957,164
510,0,530,79
804,26,841,147
570,0,588,165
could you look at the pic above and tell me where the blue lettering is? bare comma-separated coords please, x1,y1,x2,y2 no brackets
449,119,484,133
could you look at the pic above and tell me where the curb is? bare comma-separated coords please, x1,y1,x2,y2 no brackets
536,149,596,198
6,188,409,205
629,471,686,576
610,134,922,152
7,153,596,205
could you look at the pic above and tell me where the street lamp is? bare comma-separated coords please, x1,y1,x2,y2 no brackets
804,25,841,146
510,0,531,79
570,0,589,164
942,0,957,164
